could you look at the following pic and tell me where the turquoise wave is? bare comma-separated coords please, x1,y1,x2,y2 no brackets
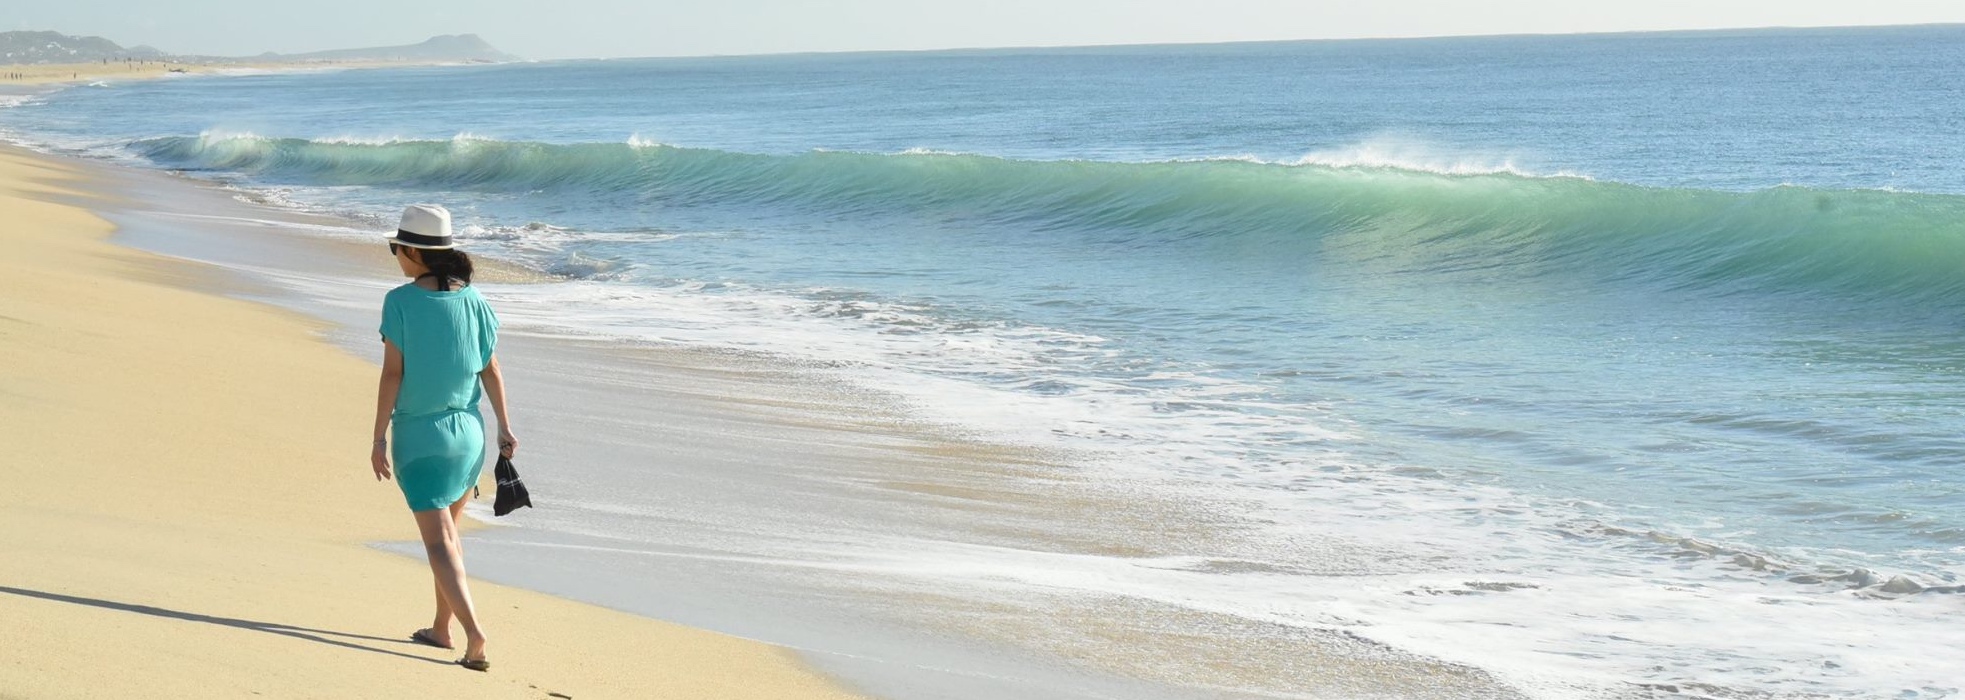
132,134,1965,307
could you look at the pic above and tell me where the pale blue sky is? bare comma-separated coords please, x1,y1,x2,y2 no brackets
13,0,1965,60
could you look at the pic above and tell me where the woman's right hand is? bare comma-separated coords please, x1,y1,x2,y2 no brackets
371,441,393,481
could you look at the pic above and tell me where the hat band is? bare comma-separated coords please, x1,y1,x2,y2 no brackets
395,229,452,248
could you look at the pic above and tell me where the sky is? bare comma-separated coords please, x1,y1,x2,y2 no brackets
10,0,1965,60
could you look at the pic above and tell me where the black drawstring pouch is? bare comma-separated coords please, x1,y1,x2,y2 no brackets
493,455,533,516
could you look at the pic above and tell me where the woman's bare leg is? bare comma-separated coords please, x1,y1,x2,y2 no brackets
421,493,473,646
426,578,451,644
414,501,487,662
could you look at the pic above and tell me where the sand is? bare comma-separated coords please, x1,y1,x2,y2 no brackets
0,60,465,86
0,61,192,85
0,143,864,699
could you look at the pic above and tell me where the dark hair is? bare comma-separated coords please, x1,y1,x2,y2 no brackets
418,248,475,290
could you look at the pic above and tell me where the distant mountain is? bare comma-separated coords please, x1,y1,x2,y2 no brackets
0,31,519,64
0,31,162,63
260,34,520,63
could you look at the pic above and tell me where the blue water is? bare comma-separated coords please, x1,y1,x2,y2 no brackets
8,24,1965,696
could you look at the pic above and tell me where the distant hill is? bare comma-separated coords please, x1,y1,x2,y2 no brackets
0,31,162,63
0,31,519,64
258,34,519,63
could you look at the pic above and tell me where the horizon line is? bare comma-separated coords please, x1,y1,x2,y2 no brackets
12,19,1962,63
531,19,1964,62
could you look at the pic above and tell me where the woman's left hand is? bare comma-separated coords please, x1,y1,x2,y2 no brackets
498,428,519,458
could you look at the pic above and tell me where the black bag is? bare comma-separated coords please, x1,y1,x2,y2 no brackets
492,455,533,516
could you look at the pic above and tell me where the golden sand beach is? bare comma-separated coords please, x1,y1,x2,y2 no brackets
0,143,864,698
0,61,192,84
0,60,459,86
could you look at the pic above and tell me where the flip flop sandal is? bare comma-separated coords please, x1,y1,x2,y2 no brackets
457,657,491,672
410,629,453,650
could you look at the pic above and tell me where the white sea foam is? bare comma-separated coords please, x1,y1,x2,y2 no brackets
894,146,974,157
313,134,414,146
184,185,1963,696
193,128,270,144
448,272,1962,699
1220,135,1597,180
161,184,1965,697
736,522,1963,697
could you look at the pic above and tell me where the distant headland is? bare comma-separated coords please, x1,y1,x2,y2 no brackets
0,31,519,85
0,31,519,65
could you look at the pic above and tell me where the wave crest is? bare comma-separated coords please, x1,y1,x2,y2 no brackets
1284,138,1592,179
128,133,1965,308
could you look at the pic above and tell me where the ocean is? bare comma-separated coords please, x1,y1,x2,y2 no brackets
6,24,1963,698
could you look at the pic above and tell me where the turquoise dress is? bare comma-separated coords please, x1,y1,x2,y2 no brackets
379,282,500,512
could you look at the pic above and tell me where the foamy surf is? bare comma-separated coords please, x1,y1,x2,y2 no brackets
84,129,1965,696
383,272,1963,698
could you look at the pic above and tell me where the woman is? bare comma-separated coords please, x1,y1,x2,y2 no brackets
368,203,514,672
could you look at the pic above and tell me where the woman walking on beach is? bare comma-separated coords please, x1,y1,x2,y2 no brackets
369,204,514,672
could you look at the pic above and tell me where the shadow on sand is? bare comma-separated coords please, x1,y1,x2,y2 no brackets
0,584,448,664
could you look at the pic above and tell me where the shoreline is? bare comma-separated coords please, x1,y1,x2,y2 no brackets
29,138,1532,699
0,142,866,698
0,58,1543,693
0,58,500,87
46,140,1254,700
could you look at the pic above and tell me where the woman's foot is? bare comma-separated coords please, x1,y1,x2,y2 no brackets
458,634,489,671
410,628,453,650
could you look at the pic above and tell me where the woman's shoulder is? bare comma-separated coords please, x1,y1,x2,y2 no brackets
463,286,498,326
384,283,419,301
446,283,486,302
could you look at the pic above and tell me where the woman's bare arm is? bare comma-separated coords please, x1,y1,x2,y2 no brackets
371,340,404,480
479,355,517,457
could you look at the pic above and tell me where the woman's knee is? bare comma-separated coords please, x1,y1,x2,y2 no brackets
413,508,460,546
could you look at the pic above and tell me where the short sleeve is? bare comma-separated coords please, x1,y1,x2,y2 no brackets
476,296,500,368
379,290,405,346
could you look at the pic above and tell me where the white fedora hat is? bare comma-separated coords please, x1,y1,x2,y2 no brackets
390,203,455,249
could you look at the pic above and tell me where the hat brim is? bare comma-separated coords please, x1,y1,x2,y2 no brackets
387,235,456,250
391,224,455,249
